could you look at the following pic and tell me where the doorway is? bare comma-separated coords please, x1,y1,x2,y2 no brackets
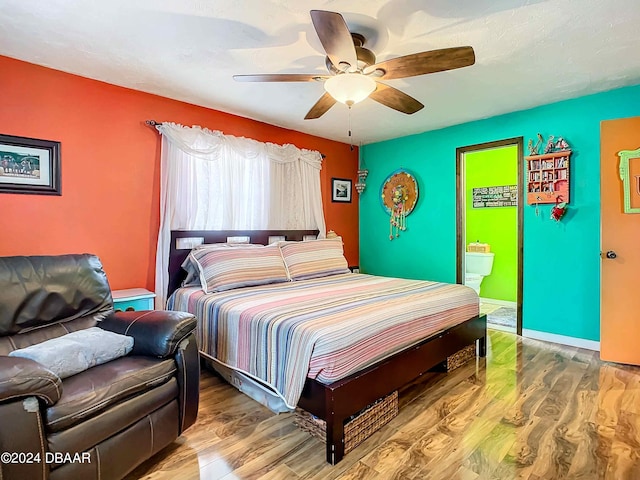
600,116,640,365
456,138,523,335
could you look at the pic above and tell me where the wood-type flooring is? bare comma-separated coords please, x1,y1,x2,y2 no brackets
128,330,640,479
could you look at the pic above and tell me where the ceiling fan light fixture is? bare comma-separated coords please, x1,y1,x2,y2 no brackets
324,73,376,106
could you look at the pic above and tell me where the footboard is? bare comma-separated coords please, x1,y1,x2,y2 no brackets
297,314,487,464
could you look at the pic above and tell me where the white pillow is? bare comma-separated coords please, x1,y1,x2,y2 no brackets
9,327,134,379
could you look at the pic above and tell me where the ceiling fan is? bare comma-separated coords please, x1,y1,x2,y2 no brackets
233,10,476,120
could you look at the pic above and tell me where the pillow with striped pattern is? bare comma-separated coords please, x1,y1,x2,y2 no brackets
189,244,289,293
279,237,350,281
181,243,262,287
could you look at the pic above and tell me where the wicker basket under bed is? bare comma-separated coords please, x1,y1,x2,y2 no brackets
446,343,476,371
294,390,399,455
294,344,475,454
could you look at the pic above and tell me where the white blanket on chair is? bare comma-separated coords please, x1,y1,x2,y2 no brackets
9,327,134,379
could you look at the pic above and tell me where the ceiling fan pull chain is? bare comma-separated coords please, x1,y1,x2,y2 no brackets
348,105,354,151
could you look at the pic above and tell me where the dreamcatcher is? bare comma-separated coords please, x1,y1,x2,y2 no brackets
380,169,419,240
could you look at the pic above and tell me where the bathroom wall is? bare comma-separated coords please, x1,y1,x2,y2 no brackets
465,145,518,302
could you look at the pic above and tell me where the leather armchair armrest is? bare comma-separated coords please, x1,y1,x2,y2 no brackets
99,310,197,358
0,356,62,406
175,332,200,434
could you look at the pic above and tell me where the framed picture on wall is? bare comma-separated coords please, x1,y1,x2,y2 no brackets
331,178,352,203
0,133,61,195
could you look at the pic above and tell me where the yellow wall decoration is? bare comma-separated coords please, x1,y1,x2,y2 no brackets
618,147,640,213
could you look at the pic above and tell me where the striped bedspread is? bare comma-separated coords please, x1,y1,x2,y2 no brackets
168,273,479,409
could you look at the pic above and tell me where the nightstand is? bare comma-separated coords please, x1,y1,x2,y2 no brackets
112,288,156,312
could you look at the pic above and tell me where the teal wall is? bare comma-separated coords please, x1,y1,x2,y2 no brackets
465,146,518,302
360,84,640,342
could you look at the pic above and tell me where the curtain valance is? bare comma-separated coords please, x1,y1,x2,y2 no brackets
154,123,326,307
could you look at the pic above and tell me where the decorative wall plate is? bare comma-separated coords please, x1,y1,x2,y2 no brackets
380,169,419,215
380,169,419,240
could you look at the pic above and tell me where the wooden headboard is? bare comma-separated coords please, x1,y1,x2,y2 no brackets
167,229,319,299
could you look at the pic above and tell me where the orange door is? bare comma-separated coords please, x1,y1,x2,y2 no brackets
600,116,640,365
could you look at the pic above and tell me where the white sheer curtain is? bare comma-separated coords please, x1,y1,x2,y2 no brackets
154,122,326,307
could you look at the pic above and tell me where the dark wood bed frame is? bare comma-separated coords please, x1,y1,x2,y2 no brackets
167,229,487,465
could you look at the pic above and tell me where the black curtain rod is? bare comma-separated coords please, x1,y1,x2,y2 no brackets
145,119,325,158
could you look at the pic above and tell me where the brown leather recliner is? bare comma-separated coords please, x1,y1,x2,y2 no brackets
0,254,199,480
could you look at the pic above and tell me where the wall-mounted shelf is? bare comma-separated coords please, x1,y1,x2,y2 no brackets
525,150,571,205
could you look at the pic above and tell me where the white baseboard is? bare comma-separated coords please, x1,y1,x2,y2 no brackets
480,297,517,308
522,329,600,351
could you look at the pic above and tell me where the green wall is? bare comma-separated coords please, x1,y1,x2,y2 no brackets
465,146,518,302
360,84,640,342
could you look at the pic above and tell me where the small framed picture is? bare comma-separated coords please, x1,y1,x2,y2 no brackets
0,133,61,195
331,177,352,203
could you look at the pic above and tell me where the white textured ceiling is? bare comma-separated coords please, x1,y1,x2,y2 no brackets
1,0,639,144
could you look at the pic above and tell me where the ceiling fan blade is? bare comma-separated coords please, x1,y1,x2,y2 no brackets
369,83,424,114
367,46,475,80
304,92,337,119
310,10,357,70
233,74,329,82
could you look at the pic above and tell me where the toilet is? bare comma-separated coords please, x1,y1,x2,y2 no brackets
464,252,495,295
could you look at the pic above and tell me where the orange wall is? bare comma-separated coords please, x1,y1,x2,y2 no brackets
0,55,359,290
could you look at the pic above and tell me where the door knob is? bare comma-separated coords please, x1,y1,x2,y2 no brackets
605,250,617,259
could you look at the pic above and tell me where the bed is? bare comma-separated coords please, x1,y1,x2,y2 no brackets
167,229,487,464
